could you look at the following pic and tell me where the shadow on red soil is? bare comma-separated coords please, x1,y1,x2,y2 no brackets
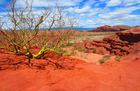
0,51,85,70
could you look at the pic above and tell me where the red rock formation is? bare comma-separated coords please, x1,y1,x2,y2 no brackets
117,27,140,43
85,27,140,56
112,25,131,31
93,25,131,32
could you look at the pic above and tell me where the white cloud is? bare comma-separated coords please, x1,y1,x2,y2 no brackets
99,6,139,19
122,0,140,6
106,0,140,7
64,3,140,28
75,6,91,13
16,0,83,7
107,0,122,7
1,0,140,28
66,5,91,13
84,0,96,6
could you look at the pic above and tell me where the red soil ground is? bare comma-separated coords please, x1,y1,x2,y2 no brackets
0,52,140,91
0,27,140,91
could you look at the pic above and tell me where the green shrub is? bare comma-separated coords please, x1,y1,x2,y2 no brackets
75,46,86,52
99,55,111,64
115,56,122,62
65,42,73,46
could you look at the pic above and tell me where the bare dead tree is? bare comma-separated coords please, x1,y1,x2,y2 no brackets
0,0,51,62
67,16,79,30
0,0,79,64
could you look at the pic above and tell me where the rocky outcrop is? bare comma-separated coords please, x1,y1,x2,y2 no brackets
117,27,140,43
93,25,131,32
85,27,140,56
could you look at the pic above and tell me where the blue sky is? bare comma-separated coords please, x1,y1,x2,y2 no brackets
0,0,140,28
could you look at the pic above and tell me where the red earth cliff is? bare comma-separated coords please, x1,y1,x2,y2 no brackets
85,27,140,56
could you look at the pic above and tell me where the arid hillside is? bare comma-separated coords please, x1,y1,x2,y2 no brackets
0,27,140,91
92,25,133,32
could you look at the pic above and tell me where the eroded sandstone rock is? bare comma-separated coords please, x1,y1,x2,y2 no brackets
85,27,140,56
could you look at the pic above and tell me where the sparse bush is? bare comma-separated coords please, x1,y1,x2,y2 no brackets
115,56,122,62
0,0,78,65
65,42,73,46
75,46,86,52
99,55,111,64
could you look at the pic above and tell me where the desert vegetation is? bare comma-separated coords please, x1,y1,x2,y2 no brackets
0,0,78,65
0,0,140,91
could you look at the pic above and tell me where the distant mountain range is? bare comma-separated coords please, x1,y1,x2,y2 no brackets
40,27,95,31
29,25,140,32
91,25,136,32
72,28,95,31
